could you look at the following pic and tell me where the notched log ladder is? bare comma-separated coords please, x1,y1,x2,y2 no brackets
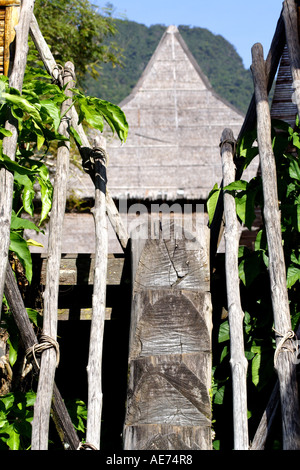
124,220,212,450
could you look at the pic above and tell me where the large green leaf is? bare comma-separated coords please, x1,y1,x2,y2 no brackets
9,232,32,283
11,212,40,233
207,183,220,226
287,265,300,288
2,92,42,124
73,89,128,143
218,320,230,343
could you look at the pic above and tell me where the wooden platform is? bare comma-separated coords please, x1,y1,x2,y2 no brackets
30,253,130,321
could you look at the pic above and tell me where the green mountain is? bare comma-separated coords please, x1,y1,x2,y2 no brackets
84,20,253,114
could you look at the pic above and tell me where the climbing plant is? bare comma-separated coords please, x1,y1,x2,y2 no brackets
0,65,128,450
208,118,300,449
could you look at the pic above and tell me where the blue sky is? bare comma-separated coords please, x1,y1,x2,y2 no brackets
94,0,283,69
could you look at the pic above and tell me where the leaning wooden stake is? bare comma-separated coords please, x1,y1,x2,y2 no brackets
31,62,75,450
283,0,300,118
251,321,300,450
85,136,108,449
4,263,80,450
251,42,300,450
221,128,249,450
0,0,35,318
209,10,285,267
29,14,129,251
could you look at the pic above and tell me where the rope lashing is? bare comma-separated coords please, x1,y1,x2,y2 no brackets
273,327,297,368
91,146,108,194
51,64,63,85
219,138,237,155
25,334,60,370
77,442,98,450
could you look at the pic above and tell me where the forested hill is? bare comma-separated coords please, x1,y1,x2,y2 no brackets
84,19,254,114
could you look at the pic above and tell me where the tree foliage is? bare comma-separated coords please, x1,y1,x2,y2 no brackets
208,118,300,449
32,0,122,85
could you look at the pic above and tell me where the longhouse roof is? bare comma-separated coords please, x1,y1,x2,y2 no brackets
104,25,258,201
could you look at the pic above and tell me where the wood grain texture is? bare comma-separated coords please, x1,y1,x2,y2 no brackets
4,263,80,450
86,136,107,449
0,0,35,319
221,128,249,450
124,220,212,450
31,62,74,450
251,42,300,450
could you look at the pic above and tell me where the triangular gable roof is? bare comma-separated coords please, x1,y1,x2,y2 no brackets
70,25,257,203
104,25,258,201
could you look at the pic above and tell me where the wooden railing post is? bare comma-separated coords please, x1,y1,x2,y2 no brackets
31,62,75,450
221,128,249,450
29,15,129,251
85,136,108,450
0,0,35,320
251,42,300,450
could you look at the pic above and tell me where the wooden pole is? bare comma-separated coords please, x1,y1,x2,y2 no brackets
221,128,249,450
209,10,285,267
283,0,300,118
0,0,35,319
251,320,300,450
31,62,75,450
251,42,300,450
85,136,108,449
29,14,129,251
4,263,80,450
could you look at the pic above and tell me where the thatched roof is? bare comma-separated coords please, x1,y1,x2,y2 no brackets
98,25,258,201
271,44,297,128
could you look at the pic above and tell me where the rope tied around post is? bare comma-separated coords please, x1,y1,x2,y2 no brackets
25,334,60,370
92,145,108,194
273,327,298,368
219,136,237,156
77,442,98,450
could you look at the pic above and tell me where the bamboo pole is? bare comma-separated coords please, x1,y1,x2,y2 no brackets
31,62,75,450
86,135,108,449
4,263,80,450
283,0,300,118
221,128,249,450
29,14,129,251
251,42,300,450
0,0,35,320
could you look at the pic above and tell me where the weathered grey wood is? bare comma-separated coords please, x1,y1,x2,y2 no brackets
4,263,80,450
221,128,249,450
124,220,212,450
31,62,75,450
37,253,125,286
250,381,280,450
210,10,285,267
29,15,129,251
251,42,300,450
85,136,108,449
0,0,35,318
283,0,300,117
251,321,300,450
